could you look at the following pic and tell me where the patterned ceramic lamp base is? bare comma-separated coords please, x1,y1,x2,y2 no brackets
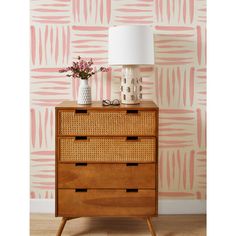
121,65,142,104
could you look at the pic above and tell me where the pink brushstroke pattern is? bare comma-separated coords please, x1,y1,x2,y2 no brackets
197,25,202,65
31,192,36,199
94,69,98,100
189,67,195,106
159,192,194,197
50,27,53,56
183,0,186,23
31,109,36,147
106,68,111,99
190,0,194,23
197,108,202,147
172,152,175,180
159,151,163,188
106,0,111,23
32,158,54,162
66,26,70,63
205,111,207,147
31,151,55,155
32,91,68,95
155,0,159,21
125,3,151,7
30,0,206,200
177,150,181,188
50,110,53,140
159,68,163,105
44,108,48,147
84,0,87,22
32,78,68,82
33,186,54,190
172,69,175,98
172,0,175,15
62,27,66,64
39,111,42,147
95,0,98,23
32,68,61,72
32,174,55,179
55,27,59,64
100,72,103,100
156,26,194,31
89,0,92,15
205,27,207,65
167,152,170,188
73,26,107,31
31,26,36,64
183,153,187,189
160,0,163,21
32,9,69,13
190,150,195,189
177,67,181,105
161,109,194,114
178,0,181,22
183,70,186,106
167,0,170,22
42,4,68,7
72,0,76,21
44,26,48,64
116,8,151,12
100,0,103,23
116,20,152,24
34,20,70,24
167,70,170,105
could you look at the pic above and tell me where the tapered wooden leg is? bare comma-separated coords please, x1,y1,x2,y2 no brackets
146,217,157,236
56,217,67,236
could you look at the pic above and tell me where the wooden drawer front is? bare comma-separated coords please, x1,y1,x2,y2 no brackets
58,163,155,189
58,137,156,163
58,110,156,136
58,189,156,217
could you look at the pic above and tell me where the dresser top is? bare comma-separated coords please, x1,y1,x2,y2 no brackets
56,100,158,110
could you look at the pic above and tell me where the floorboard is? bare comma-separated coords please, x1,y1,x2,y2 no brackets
30,214,206,236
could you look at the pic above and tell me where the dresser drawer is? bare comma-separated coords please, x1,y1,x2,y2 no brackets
57,163,155,189
58,137,156,163
57,189,156,217
57,110,157,136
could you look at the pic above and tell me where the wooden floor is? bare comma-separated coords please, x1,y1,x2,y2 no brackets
30,214,206,236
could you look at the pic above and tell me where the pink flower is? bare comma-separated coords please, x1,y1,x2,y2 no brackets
100,67,110,72
59,56,109,80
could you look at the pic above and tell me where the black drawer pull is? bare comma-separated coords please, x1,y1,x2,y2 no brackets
126,189,138,192
75,163,87,166
126,163,139,166
75,136,87,140
127,110,138,114
75,109,87,114
75,189,87,192
126,136,138,141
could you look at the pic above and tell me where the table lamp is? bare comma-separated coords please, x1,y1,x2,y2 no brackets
108,25,154,104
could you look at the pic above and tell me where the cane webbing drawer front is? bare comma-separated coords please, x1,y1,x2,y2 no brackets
58,137,156,163
57,189,156,217
58,163,155,189
55,101,158,220
58,110,156,136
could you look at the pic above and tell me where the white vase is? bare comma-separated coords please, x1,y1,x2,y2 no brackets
77,79,92,105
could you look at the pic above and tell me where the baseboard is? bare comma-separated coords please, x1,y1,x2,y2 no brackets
31,199,55,214
30,199,206,214
158,200,206,214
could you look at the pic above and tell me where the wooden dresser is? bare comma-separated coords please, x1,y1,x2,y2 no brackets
55,101,158,236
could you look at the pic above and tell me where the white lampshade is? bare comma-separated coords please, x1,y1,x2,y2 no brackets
108,25,154,65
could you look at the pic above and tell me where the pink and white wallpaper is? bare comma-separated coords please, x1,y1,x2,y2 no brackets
30,0,206,200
